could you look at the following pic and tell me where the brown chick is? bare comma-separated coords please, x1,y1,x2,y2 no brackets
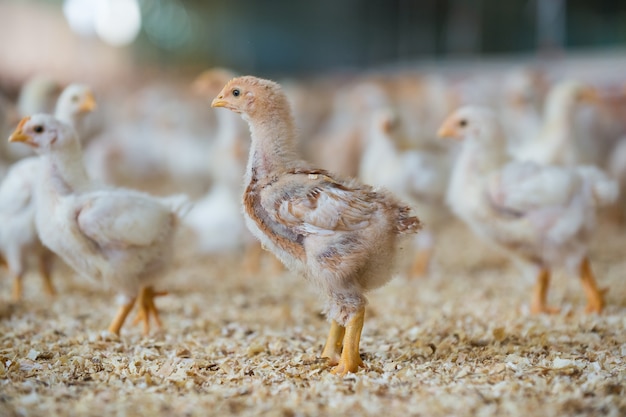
212,76,421,375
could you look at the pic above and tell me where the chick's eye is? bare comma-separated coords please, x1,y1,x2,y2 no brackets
232,89,240,97
34,125,44,133
458,119,467,128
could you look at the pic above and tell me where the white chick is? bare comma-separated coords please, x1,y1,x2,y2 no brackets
0,84,97,300
440,106,617,314
306,80,391,177
9,115,190,335
184,69,252,254
359,109,451,276
0,157,51,300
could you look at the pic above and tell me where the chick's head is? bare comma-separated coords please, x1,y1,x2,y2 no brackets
56,84,97,118
211,76,287,120
437,106,503,146
8,114,75,152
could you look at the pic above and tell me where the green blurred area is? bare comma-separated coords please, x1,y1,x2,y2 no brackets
12,0,626,75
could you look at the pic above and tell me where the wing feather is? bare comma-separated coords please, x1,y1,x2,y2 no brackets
77,191,172,249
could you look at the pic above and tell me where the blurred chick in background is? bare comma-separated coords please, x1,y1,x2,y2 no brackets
359,108,451,277
440,106,617,314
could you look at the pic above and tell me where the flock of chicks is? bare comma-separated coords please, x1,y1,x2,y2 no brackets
1,66,625,376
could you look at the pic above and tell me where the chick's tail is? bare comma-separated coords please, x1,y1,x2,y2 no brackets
578,166,619,206
158,194,194,218
396,205,422,234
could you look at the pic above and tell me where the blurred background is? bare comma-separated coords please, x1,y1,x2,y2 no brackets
1,0,626,322
1,0,625,90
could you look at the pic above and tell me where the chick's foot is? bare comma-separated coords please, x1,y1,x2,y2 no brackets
331,307,365,376
133,286,168,335
322,320,345,365
580,257,605,314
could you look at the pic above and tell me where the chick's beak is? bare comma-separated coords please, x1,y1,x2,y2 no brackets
8,130,31,144
79,92,97,112
437,118,459,139
8,117,32,144
211,95,227,108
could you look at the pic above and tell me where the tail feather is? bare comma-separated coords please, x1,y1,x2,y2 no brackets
577,166,619,206
158,194,193,218
396,205,422,234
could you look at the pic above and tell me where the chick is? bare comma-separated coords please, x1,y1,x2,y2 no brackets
17,75,62,117
8,115,189,335
0,84,97,300
188,68,274,275
211,76,421,375
439,106,617,314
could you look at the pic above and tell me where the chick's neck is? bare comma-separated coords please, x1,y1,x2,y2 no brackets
245,106,301,179
541,94,575,141
40,143,90,195
462,136,509,175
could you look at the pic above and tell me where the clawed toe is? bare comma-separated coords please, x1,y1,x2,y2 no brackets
132,286,168,335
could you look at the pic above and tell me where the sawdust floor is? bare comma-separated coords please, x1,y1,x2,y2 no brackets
1,220,625,417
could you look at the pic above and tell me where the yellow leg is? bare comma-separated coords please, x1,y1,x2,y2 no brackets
108,299,136,336
11,274,23,302
409,248,432,278
321,320,345,365
331,307,365,376
530,269,560,314
38,251,56,297
132,286,168,335
579,257,605,314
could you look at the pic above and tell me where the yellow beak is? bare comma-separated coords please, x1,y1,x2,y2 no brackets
8,130,30,143
79,92,97,112
437,121,458,139
211,97,227,108
8,116,32,143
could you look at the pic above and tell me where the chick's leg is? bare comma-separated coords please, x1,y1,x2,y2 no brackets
409,231,434,278
38,251,56,296
11,273,23,302
321,320,345,365
530,269,560,314
133,286,168,335
332,307,365,376
108,298,136,336
409,248,432,278
579,257,605,314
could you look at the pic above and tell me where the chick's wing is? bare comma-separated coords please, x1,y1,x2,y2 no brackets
77,191,172,249
487,161,578,216
273,173,377,235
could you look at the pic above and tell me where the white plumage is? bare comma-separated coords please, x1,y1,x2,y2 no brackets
0,83,97,300
440,106,617,314
8,114,190,335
